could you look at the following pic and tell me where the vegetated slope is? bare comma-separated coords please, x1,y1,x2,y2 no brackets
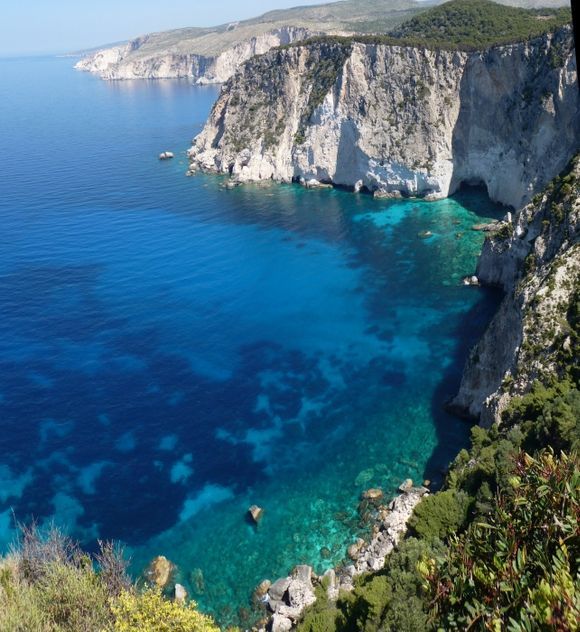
295,157,580,632
391,0,572,49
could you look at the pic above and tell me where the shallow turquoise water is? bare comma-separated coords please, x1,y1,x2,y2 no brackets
0,56,503,625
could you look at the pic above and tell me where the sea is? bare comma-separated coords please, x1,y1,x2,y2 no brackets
0,56,505,625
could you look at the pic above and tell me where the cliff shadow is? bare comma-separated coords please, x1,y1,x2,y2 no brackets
422,285,503,488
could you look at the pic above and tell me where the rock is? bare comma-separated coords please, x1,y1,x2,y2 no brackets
286,566,316,613
145,555,174,589
398,479,413,493
248,504,264,524
353,179,364,193
348,538,365,560
423,479,431,487
225,179,242,189
471,222,499,232
362,488,384,502
322,568,339,602
270,614,293,632
174,584,187,603
253,579,271,604
303,178,332,189
159,151,174,160
463,275,480,286
268,577,291,602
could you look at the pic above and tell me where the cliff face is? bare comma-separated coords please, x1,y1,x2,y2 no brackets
189,27,578,208
74,27,312,83
452,156,580,425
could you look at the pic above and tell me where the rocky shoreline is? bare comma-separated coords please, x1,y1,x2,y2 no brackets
251,482,429,632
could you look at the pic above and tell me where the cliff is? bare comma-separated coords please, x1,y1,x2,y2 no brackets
74,27,314,83
451,156,580,425
189,26,578,208
73,0,424,83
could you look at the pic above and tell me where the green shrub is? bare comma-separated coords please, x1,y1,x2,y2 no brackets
408,490,472,540
424,449,580,631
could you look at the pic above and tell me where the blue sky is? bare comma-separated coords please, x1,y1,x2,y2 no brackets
0,0,339,55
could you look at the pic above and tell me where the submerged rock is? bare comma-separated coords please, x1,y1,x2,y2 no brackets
145,555,174,589
248,504,264,524
362,488,384,502
189,568,205,595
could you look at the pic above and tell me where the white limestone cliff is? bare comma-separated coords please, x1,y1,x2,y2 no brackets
189,27,579,209
75,27,312,83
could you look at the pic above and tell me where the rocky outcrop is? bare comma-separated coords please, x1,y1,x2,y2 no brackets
75,27,312,83
189,28,579,208
451,156,580,424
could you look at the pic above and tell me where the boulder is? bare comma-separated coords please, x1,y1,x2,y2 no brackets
248,504,264,524
145,555,174,589
463,275,480,286
159,151,174,160
348,538,365,560
398,479,413,493
322,568,339,602
268,577,291,603
270,614,293,632
253,579,272,604
174,583,187,603
362,488,384,502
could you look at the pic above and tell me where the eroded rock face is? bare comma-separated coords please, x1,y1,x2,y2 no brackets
452,157,580,424
189,28,579,208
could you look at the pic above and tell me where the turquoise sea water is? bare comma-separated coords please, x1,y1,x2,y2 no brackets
0,56,504,625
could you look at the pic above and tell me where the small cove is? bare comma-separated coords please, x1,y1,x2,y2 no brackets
0,56,504,625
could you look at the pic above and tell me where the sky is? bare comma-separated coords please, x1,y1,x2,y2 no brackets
0,0,341,56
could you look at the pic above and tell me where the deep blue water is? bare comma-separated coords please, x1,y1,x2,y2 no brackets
0,57,504,624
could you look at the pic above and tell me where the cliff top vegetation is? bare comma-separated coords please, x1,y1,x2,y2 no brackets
289,0,572,52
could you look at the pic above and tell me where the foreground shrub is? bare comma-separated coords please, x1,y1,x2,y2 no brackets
0,525,219,632
110,589,219,632
423,449,580,631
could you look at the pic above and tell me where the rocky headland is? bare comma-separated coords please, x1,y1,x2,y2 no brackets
188,26,578,208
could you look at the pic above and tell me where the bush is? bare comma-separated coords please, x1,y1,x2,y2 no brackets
424,449,580,631
408,490,472,540
0,525,219,632
110,589,219,632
